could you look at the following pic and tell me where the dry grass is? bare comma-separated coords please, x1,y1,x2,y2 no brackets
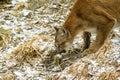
0,0,119,79
11,34,52,66
0,70,16,80
0,0,11,5
46,39,119,80
0,28,11,48
11,36,41,65
98,72,116,80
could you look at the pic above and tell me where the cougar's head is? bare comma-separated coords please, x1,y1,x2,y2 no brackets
54,27,71,53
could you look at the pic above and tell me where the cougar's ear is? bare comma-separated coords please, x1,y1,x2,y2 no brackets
54,27,69,36
54,27,65,34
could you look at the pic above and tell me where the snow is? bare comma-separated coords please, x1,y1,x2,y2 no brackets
0,0,120,80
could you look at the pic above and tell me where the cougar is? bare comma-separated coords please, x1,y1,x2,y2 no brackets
55,0,120,56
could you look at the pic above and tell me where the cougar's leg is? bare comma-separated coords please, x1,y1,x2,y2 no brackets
82,7,116,56
82,31,91,51
90,19,115,53
91,7,116,53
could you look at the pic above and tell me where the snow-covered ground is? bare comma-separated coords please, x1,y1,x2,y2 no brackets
0,0,120,80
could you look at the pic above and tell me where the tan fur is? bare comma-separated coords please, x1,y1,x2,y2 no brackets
55,0,120,54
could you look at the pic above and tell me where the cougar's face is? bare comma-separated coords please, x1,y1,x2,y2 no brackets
54,27,71,53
